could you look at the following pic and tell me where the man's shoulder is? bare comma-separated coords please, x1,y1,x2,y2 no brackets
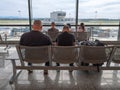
42,34,52,44
54,28,59,32
21,32,30,37
48,28,59,31
23,31,30,34
55,28,59,31
58,32,63,36
68,32,74,36
48,28,53,31
41,33,50,39
70,33,75,39
65,32,75,39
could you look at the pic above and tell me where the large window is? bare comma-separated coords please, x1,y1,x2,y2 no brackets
32,0,76,25
0,0,29,25
78,0,120,41
0,0,119,41
78,0,120,25
0,26,29,41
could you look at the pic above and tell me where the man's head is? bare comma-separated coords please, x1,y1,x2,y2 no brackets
67,23,71,29
62,25,70,32
51,22,55,28
80,23,84,26
32,20,42,31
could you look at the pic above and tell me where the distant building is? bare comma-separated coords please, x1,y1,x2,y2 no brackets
50,11,66,22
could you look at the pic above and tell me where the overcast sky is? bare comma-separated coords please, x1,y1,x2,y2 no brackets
0,0,120,19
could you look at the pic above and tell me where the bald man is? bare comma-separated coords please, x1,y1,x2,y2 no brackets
20,20,52,74
20,20,52,46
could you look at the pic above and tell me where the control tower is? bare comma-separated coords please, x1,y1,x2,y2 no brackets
50,11,66,22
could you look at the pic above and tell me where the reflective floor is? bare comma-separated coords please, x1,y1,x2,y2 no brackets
0,47,120,90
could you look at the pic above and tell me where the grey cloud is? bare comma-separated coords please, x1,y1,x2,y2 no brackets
0,0,119,19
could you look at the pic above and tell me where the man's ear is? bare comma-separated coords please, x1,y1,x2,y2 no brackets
32,25,34,29
40,26,42,30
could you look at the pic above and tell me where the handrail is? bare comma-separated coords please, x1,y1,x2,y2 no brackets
0,24,119,27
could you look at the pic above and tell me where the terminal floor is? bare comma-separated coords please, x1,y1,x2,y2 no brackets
0,47,120,90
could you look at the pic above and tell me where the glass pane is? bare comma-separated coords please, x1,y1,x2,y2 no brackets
32,0,76,27
78,0,120,41
0,0,29,25
86,26,119,41
78,0,120,25
0,26,30,41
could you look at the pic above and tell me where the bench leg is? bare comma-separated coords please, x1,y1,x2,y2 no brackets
9,59,22,84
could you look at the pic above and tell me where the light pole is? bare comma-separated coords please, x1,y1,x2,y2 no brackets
95,11,97,19
18,10,21,19
18,10,22,36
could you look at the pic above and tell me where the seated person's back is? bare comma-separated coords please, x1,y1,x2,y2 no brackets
20,20,52,74
56,25,75,68
20,30,52,46
20,20,52,46
56,25,75,46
